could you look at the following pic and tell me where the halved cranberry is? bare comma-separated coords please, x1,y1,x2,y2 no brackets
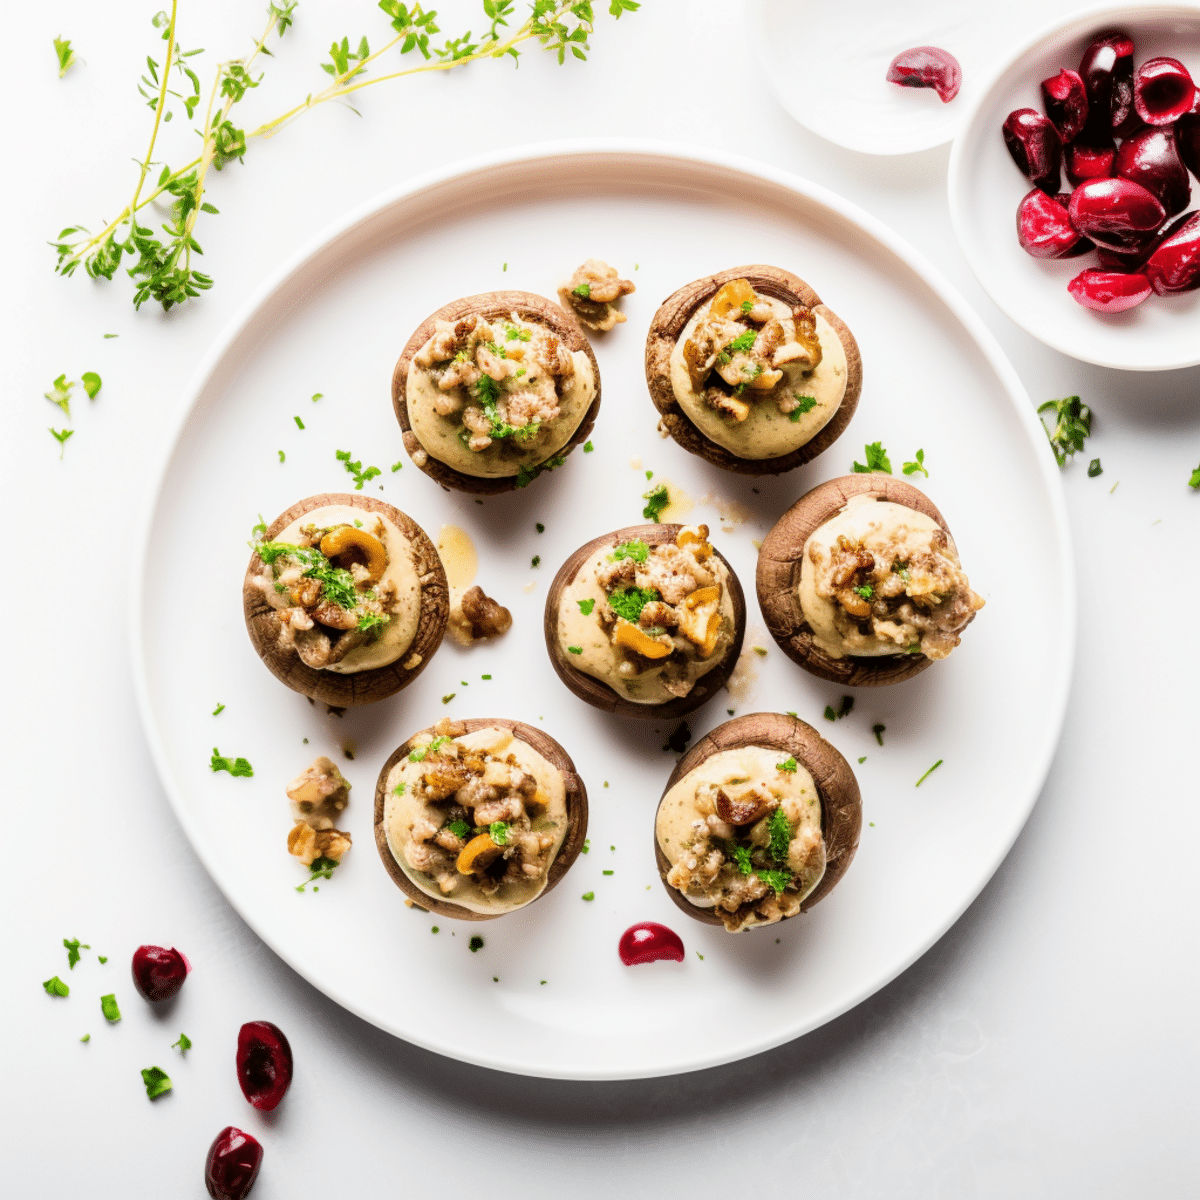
1096,243,1149,270
1067,269,1152,313
131,945,190,1002
1079,30,1135,138
618,922,685,966
1068,177,1165,248
1003,108,1062,191
236,1021,293,1111
1065,141,1115,186
1133,57,1197,127
1143,211,1200,295
1041,69,1089,143
1017,189,1088,258
1115,127,1191,215
886,46,962,103
205,1127,263,1200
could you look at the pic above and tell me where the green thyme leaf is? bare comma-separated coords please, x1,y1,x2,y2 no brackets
1037,396,1091,467
172,1033,192,1053
54,36,78,78
852,442,892,474
210,748,253,777
901,448,928,477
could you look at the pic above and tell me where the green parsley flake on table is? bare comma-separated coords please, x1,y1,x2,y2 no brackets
100,993,121,1022
141,1066,172,1100
43,976,70,997
211,748,253,777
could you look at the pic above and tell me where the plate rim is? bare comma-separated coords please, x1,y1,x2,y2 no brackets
946,2,1200,372
130,138,1077,1079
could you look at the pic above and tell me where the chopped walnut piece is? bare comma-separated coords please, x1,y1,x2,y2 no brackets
287,822,352,866
447,584,513,646
287,756,351,830
559,258,636,332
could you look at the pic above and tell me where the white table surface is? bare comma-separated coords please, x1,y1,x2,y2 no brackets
4,0,1197,1194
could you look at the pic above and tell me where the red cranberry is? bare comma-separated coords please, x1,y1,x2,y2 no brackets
1041,68,1089,143
1016,189,1088,258
1003,108,1062,191
886,46,962,103
1068,177,1165,248
1133,57,1197,127
1079,30,1135,138
131,945,190,1002
1143,211,1200,295
1114,127,1191,216
1067,269,1152,313
618,922,685,966
1095,243,1149,270
1065,141,1115,186
236,1021,293,1111
205,1126,263,1200
1178,111,1200,178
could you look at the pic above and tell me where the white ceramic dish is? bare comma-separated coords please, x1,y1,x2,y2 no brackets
948,5,1200,371
746,0,1093,155
132,141,1074,1080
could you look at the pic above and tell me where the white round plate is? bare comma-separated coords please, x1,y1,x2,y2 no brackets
949,5,1200,370
133,142,1074,1080
746,0,1093,155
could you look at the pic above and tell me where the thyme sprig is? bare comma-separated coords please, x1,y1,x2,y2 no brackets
51,0,638,313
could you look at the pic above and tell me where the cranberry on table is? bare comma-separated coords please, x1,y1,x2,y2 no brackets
1041,68,1089,143
1079,30,1135,138
886,46,962,103
1065,141,1115,186
131,945,190,1002
1143,212,1200,295
619,922,685,966
1002,108,1062,191
236,1021,293,1111
1114,126,1191,215
1133,56,1197,126
205,1126,263,1200
1067,268,1152,313
1016,189,1090,259
1067,177,1166,247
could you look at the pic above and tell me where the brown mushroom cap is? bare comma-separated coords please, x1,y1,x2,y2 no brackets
392,290,602,495
542,523,747,720
242,492,447,706
654,712,862,929
757,474,960,687
643,264,862,475
372,718,589,921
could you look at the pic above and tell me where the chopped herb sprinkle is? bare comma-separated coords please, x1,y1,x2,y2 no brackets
582,891,595,901
915,759,943,787
141,1067,172,1100
468,936,484,953
100,994,121,1022
43,976,70,997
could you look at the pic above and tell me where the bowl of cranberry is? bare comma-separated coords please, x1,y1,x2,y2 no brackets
949,5,1200,370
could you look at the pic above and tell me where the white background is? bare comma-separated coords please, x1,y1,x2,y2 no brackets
3,0,1197,1195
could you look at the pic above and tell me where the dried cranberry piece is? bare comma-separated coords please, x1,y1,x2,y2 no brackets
1133,57,1197,127
1065,141,1115,186
131,945,190,1002
205,1127,263,1200
1114,126,1191,216
1041,69,1089,143
1002,108,1062,191
886,46,962,103
1067,269,1152,313
236,1021,293,1111
1143,211,1200,295
1068,177,1165,248
1079,30,1135,138
1017,189,1088,258
618,922,685,966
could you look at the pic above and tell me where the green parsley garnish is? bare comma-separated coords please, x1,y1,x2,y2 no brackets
446,820,471,839
854,584,874,599
902,448,928,477
607,586,659,623
823,696,853,722
663,721,691,754
852,442,892,474
212,703,225,715
775,757,797,773
577,598,595,615
82,371,102,400
582,838,591,854
172,1033,192,1053
45,374,73,416
98,956,107,964
728,329,757,353
391,461,403,472
255,542,360,610
568,645,582,654
141,1066,172,1100
356,611,390,638
43,976,70,997
740,299,753,313
489,822,510,846
756,868,793,895
582,891,595,901
293,415,305,430
608,539,649,563
531,555,540,567
536,522,545,533
583,440,594,452
50,428,74,458
915,759,943,787
602,869,614,876
441,693,455,704
515,453,566,488
873,723,885,746
468,935,484,952
336,448,381,489
251,515,267,539
858,756,867,764
1189,464,1200,488
80,1034,90,1042
393,782,407,796
278,450,285,462
1088,458,1103,478
210,748,253,777
642,484,669,522
789,394,817,422
481,674,491,680
54,36,77,78
730,843,753,875
312,393,323,402
572,283,591,298
767,808,791,861
1038,396,1091,466
100,994,121,1022
64,938,89,969
295,856,338,892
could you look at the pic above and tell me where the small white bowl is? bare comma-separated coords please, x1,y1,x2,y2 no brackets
948,4,1200,371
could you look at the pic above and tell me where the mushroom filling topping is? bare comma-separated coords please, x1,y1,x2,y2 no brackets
413,313,578,456
659,746,826,933
389,721,566,909
253,520,398,670
559,258,635,332
681,278,823,424
800,497,985,661
286,756,352,867
559,525,735,704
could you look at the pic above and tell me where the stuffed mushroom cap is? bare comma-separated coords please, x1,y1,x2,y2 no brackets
243,493,447,706
392,290,601,494
644,265,862,475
